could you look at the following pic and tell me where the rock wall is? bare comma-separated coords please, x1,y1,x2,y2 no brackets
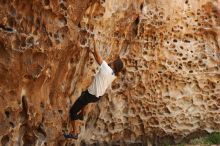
0,0,219,145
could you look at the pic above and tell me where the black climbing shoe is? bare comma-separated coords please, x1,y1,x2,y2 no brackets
63,133,78,139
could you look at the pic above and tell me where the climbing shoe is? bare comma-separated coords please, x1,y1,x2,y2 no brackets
63,133,78,139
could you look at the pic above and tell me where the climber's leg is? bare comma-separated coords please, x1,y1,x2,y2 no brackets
69,91,87,121
69,90,100,120
64,91,88,139
64,90,100,139
69,105,85,135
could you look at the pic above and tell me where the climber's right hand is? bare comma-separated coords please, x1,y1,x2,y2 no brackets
90,37,103,65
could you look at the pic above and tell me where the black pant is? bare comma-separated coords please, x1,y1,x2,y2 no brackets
69,90,100,120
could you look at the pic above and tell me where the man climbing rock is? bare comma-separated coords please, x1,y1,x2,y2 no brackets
64,38,124,139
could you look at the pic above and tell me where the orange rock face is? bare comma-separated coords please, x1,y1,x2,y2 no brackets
0,0,220,145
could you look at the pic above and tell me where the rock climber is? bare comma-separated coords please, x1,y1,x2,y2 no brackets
64,38,124,139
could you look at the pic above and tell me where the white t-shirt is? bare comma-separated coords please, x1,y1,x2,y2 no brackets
88,61,116,97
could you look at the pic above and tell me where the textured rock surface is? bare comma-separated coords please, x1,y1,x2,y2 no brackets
0,0,220,145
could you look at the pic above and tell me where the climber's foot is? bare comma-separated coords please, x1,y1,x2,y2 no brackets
63,133,78,139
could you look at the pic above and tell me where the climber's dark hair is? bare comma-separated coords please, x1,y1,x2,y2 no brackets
113,57,124,75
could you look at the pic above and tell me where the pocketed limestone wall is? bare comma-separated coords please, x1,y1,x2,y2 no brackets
0,0,219,145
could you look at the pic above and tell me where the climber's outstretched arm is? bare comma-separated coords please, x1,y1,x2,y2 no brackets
91,38,103,65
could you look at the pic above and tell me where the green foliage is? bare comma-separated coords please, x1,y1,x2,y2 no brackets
165,132,220,146
162,139,172,146
204,132,220,145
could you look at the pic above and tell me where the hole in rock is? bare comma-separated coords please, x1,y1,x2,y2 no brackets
60,3,67,10
1,135,9,146
173,39,177,42
184,39,190,43
9,121,15,128
58,110,63,114
211,95,217,100
0,24,13,32
80,38,86,45
35,18,41,28
26,37,34,45
58,17,67,26
100,0,105,4
4,110,10,118
20,96,29,122
23,75,32,81
23,131,37,146
78,23,81,28
48,32,52,37
164,96,170,99
112,84,120,90
208,104,218,111
134,16,140,25
44,0,50,6
40,102,44,111
54,33,58,39
8,17,16,27
41,24,47,34
37,124,47,137
140,3,144,10
182,57,187,60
